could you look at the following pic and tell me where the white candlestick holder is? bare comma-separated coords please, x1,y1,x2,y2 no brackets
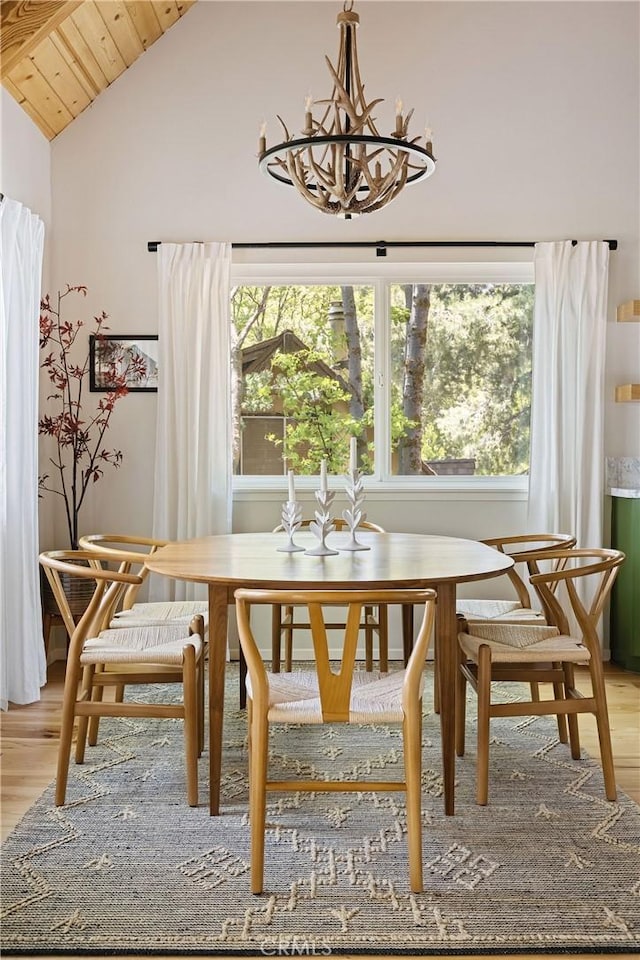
341,468,370,551
277,500,305,552
305,490,339,556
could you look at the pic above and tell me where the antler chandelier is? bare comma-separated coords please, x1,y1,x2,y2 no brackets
257,1,436,219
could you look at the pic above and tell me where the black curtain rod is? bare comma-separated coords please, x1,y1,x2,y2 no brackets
147,238,618,255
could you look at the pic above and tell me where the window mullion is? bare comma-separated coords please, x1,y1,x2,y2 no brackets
373,278,390,481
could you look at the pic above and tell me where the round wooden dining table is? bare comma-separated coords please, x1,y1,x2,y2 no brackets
145,530,513,817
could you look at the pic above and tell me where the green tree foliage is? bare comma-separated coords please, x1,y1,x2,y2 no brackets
265,349,366,474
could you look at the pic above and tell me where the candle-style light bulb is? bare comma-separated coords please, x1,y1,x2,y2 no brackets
304,94,313,134
258,121,267,155
424,124,433,152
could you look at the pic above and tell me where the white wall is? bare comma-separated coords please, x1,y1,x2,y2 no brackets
1,88,51,229
35,1,639,555
1,87,55,551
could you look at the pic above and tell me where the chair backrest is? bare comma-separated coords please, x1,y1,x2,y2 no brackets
272,519,385,534
235,588,436,722
526,548,625,650
78,534,169,608
39,550,143,655
482,533,577,608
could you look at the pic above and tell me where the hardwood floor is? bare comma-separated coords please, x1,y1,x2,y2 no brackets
1,660,639,960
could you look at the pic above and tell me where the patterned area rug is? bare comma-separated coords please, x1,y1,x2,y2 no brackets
2,666,639,956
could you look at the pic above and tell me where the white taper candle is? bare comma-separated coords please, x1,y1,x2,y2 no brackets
320,459,327,492
288,469,295,503
349,436,358,473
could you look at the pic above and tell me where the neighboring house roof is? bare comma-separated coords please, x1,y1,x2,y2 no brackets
241,330,348,387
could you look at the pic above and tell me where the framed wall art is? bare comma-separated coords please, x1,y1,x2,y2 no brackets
90,335,159,392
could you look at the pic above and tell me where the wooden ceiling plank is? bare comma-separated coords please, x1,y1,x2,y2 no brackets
124,1,162,51
56,17,109,94
149,1,180,31
1,0,83,76
7,59,73,135
2,73,57,139
177,2,196,21
70,0,126,83
49,28,100,99
95,1,144,67
29,35,91,115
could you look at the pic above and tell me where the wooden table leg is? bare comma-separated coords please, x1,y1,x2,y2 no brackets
436,582,457,816
208,584,228,816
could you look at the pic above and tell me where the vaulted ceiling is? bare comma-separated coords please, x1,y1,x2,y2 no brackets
1,0,196,139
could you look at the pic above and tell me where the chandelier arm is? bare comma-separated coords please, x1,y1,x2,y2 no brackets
286,153,332,212
276,114,292,142
314,101,334,137
345,15,378,134
319,144,342,193
306,146,342,195
375,153,410,198
400,107,415,138
325,55,382,135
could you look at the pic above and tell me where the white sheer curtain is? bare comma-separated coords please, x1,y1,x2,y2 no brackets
0,197,46,709
152,242,233,601
527,240,610,548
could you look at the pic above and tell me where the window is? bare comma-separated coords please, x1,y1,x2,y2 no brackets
231,262,534,484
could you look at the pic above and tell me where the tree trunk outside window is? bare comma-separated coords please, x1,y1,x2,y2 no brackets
398,284,430,475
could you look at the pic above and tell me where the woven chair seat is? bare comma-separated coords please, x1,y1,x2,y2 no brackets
82,622,203,665
459,622,590,664
113,600,208,622
246,667,422,724
457,598,546,622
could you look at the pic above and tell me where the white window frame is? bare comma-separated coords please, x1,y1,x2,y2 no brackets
231,259,534,501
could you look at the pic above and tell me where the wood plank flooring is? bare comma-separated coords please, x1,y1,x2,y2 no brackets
1,660,639,960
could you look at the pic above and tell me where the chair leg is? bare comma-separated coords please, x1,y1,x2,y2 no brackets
588,659,617,801
75,665,95,763
239,646,248,709
249,707,269,895
364,606,374,672
378,604,389,672
197,652,205,757
271,605,282,673
476,644,492,806
284,606,294,672
455,645,467,758
403,705,423,893
433,630,441,715
182,645,199,807
563,662,581,758
551,663,568,744
56,659,83,806
43,612,53,660
529,681,540,702
402,604,414,666
87,665,106,747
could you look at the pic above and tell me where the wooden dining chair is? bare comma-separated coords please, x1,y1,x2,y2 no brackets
78,534,209,628
235,586,436,895
39,550,206,807
271,520,388,672
455,547,625,805
456,532,577,625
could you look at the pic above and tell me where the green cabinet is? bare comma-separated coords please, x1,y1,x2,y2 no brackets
610,494,640,672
